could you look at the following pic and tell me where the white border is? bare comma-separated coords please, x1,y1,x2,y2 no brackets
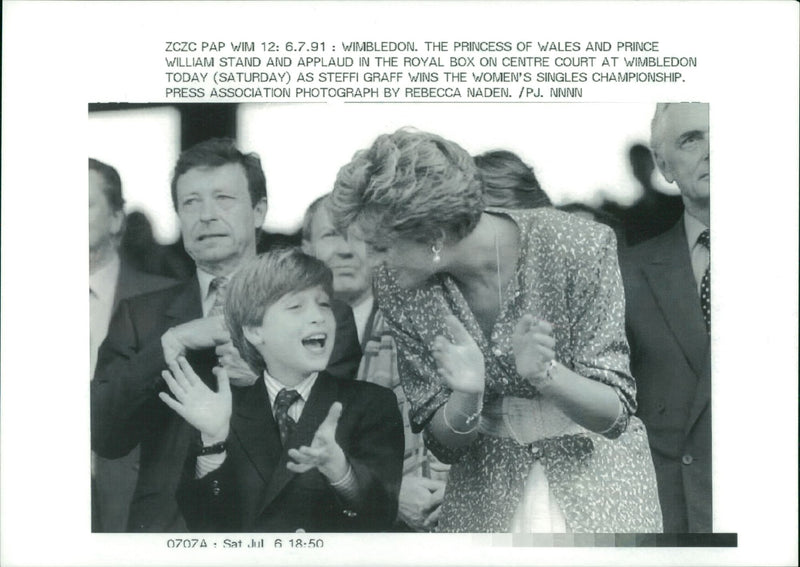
2,2,798,566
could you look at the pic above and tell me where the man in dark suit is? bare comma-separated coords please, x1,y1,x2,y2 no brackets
620,102,711,532
91,139,361,532
89,158,176,532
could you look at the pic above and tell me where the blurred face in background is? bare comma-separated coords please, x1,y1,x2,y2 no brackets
175,162,267,276
88,169,123,252
303,204,372,307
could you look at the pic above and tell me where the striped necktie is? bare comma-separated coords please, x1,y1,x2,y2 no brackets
274,389,301,446
207,276,228,317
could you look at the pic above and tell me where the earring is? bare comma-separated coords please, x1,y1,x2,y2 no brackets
431,242,442,263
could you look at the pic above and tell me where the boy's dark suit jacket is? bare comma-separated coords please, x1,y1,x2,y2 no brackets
91,276,362,532
620,218,711,533
177,372,404,532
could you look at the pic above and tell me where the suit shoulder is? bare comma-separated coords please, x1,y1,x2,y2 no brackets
119,280,187,311
620,223,678,267
123,266,179,295
520,208,615,247
139,271,179,292
509,208,618,270
333,376,396,404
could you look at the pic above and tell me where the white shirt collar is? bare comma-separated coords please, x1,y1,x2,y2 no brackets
196,268,218,301
263,370,319,408
351,294,374,345
683,210,709,252
90,253,120,301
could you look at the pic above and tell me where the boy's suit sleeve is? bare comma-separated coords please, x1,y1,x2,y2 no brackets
176,456,242,533
338,382,405,530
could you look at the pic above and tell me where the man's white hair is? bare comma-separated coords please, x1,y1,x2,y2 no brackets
649,102,673,153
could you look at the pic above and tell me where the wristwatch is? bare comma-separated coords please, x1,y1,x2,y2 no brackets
197,441,227,456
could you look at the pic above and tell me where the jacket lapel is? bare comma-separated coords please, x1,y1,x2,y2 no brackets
231,377,283,489
257,373,339,513
113,260,176,311
112,261,141,312
640,221,711,434
685,348,711,435
640,221,709,381
161,276,222,390
165,276,203,324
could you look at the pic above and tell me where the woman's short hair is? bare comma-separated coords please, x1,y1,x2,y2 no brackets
225,248,334,376
169,137,267,210
330,128,484,248
473,150,552,210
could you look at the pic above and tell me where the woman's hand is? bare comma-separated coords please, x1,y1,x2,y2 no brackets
159,357,232,444
512,314,556,387
431,315,485,395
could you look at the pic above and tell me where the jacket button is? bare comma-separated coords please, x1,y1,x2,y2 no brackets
295,528,306,533
342,509,357,518
682,454,694,465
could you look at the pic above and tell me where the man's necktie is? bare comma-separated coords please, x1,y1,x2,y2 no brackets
207,276,228,317
274,389,301,446
697,229,710,332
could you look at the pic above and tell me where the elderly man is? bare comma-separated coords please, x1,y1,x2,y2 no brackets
91,139,360,532
302,194,449,531
89,158,175,532
620,103,711,532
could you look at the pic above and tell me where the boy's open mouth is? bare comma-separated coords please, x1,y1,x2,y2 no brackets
301,333,328,352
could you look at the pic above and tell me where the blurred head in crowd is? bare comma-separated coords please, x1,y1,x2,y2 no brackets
225,248,335,379
650,103,710,222
89,158,125,258
629,143,657,191
171,138,268,276
474,150,552,209
331,128,484,288
302,194,372,307
120,210,155,251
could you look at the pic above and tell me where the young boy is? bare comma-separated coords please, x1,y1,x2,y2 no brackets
160,249,404,532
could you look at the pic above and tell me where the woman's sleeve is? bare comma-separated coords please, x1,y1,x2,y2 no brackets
373,270,470,463
566,225,635,439
379,298,449,434
390,320,474,463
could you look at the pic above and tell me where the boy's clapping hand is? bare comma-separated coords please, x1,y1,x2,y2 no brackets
287,402,348,482
159,357,232,445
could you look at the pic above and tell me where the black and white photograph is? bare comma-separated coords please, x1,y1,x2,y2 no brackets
2,2,798,567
